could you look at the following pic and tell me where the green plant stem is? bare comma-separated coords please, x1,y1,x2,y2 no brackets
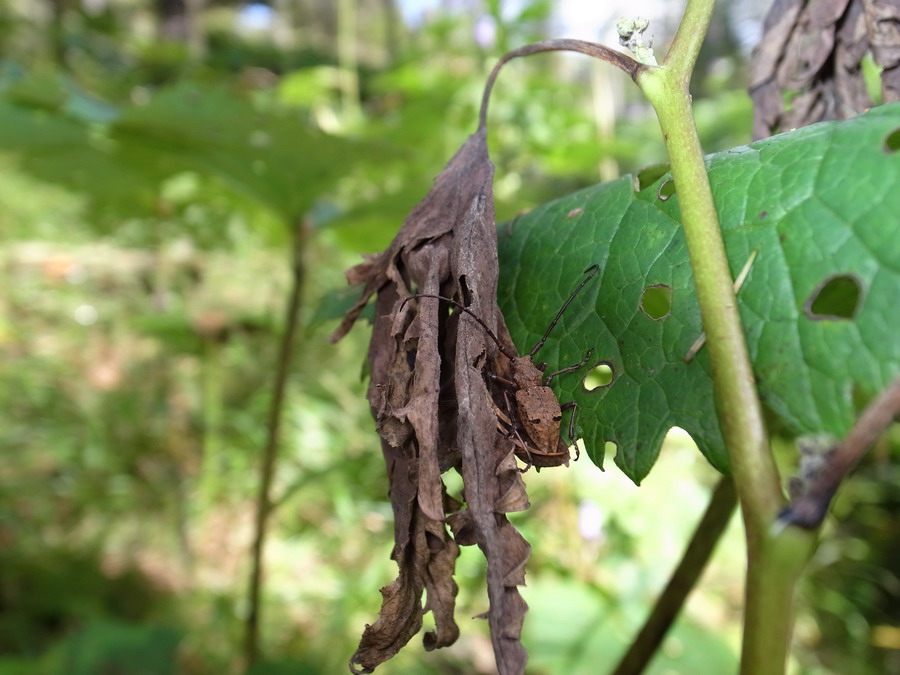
635,1,814,672
645,0,783,539
198,340,224,508
741,527,813,673
243,220,308,670
639,64,782,548
662,0,713,74
337,0,361,122
612,477,737,675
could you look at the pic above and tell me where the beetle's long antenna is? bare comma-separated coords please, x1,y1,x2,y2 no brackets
399,294,517,361
530,264,599,358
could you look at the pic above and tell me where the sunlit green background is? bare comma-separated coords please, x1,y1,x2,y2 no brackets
1,1,897,673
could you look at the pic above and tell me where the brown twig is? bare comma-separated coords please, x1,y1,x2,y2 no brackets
781,376,900,529
244,219,309,669
611,477,738,675
479,39,644,130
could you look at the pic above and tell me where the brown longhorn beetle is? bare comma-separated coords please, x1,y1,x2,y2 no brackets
412,264,598,470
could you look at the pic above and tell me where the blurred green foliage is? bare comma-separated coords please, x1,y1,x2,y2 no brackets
0,1,896,674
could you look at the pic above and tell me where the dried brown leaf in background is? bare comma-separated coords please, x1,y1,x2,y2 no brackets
865,0,900,100
750,0,900,139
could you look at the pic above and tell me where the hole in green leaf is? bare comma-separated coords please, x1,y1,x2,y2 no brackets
884,127,900,153
603,440,618,462
804,273,863,320
657,178,676,201
636,163,670,191
640,284,672,320
583,363,614,391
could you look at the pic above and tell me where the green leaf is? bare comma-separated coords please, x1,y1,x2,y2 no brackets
111,82,352,222
498,103,900,483
308,283,372,330
0,97,156,215
53,621,181,675
0,77,368,225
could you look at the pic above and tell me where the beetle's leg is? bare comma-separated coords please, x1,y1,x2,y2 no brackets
544,347,594,386
512,431,535,472
501,389,536,473
495,388,536,472
560,400,580,460
485,373,534,470
487,371,516,389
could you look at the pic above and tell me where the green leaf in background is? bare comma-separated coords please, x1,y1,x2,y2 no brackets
498,103,900,483
0,93,158,215
111,82,355,222
53,621,181,675
0,75,370,226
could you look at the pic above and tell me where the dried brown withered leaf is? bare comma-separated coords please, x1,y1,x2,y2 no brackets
750,0,900,140
335,127,532,675
449,160,533,674
333,38,642,675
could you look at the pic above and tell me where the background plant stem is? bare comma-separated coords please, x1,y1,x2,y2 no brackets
243,220,308,669
612,477,737,675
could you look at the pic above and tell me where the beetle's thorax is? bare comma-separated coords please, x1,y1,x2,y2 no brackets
512,357,543,389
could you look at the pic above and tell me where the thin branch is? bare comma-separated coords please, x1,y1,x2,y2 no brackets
479,39,644,130
781,376,900,529
243,219,309,669
612,477,737,675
